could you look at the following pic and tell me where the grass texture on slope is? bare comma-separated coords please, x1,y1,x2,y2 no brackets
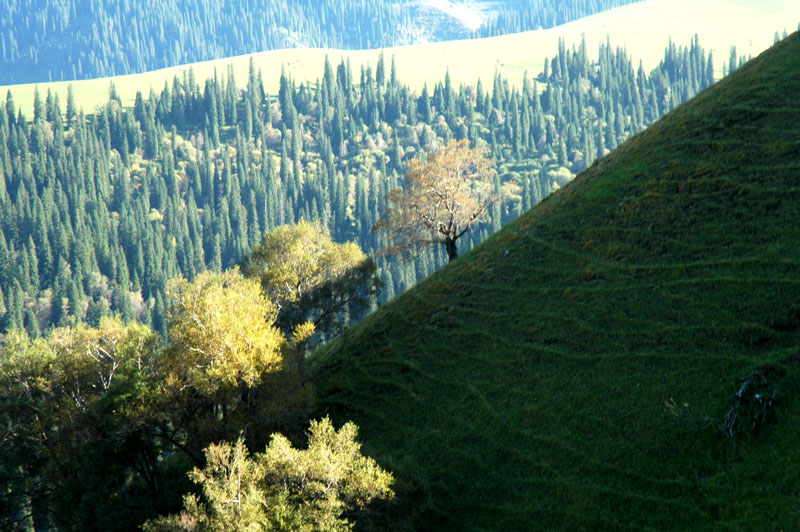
311,32,800,531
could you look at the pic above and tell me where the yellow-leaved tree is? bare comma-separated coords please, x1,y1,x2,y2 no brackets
164,269,284,395
0,271,385,532
143,417,394,532
0,318,161,531
241,220,381,344
161,269,314,459
374,139,504,261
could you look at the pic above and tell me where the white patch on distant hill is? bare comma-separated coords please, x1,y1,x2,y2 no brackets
423,0,486,31
275,27,310,48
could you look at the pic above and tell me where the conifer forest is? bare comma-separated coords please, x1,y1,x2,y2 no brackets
0,36,718,338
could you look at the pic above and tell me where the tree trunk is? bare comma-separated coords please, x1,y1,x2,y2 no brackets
445,237,458,261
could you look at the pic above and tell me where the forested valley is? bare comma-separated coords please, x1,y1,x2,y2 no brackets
0,0,643,84
0,35,729,340
0,0,770,521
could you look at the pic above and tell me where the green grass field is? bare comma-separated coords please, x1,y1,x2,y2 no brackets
311,32,800,530
1,0,798,116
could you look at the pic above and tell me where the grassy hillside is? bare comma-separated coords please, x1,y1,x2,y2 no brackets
311,32,800,530
2,0,798,116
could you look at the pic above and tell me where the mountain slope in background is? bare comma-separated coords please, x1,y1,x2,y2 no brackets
312,32,800,530
4,0,798,118
0,0,641,84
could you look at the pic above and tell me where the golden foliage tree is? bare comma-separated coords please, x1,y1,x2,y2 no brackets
144,417,394,532
374,139,501,261
162,269,314,457
163,269,285,397
241,220,381,342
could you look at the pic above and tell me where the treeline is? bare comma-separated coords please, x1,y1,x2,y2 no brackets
0,0,642,84
0,35,717,337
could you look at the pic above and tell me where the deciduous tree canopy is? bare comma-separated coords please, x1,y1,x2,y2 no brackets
143,417,394,532
375,139,503,261
241,221,381,343
164,270,284,395
0,271,315,531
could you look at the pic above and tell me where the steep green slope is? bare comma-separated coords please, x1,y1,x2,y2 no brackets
312,32,800,530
